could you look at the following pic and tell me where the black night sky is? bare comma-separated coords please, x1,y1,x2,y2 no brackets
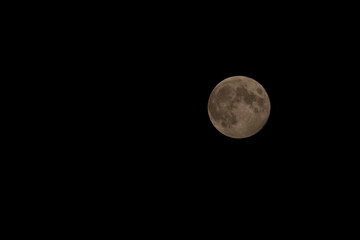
26,3,357,231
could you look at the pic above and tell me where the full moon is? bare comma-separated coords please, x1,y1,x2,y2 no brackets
208,76,270,139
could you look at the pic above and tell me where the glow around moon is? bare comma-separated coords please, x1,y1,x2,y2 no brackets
208,76,270,139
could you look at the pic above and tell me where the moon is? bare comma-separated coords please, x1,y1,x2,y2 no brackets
208,76,270,139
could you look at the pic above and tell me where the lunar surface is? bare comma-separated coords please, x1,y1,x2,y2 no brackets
208,76,270,138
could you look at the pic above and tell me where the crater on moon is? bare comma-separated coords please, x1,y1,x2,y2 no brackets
208,76,270,139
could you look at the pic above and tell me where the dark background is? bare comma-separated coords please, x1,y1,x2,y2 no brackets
9,2,358,232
